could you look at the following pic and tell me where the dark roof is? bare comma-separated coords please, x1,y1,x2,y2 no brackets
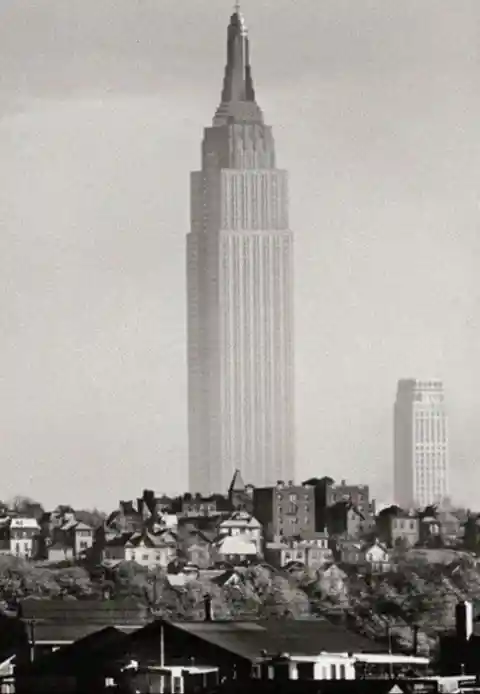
19,597,149,625
32,623,117,644
229,469,246,493
168,617,385,661
22,625,130,674
104,533,132,547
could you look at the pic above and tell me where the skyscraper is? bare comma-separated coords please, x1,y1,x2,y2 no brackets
394,379,449,509
187,6,295,495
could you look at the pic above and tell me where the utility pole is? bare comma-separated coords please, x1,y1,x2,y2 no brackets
27,619,36,664
160,621,165,668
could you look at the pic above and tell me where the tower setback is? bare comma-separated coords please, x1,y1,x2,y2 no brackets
187,7,295,494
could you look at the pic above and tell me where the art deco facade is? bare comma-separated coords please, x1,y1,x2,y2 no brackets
394,379,449,509
187,8,295,494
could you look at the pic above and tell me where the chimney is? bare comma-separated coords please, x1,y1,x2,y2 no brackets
204,594,213,622
456,601,473,642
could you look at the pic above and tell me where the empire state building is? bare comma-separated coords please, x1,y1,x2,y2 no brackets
187,6,295,494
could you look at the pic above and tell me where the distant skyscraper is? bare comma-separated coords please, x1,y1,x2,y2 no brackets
187,7,295,495
394,379,449,509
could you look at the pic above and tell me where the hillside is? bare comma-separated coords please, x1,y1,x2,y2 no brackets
0,551,479,657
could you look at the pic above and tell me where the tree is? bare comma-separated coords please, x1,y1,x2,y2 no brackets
74,509,106,529
8,496,44,520
54,567,94,598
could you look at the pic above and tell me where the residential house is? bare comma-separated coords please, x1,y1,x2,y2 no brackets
376,506,420,549
9,518,39,559
216,511,262,554
228,469,254,513
326,500,366,539
419,514,443,547
72,521,94,557
179,494,231,518
105,501,143,536
102,534,132,564
212,535,258,565
437,508,462,546
124,529,177,569
363,540,390,572
183,537,212,569
336,539,362,565
253,480,316,541
46,543,74,563
265,533,332,570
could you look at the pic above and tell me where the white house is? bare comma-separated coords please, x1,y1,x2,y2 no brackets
213,534,258,564
363,540,390,572
217,511,262,553
125,530,177,569
9,518,39,559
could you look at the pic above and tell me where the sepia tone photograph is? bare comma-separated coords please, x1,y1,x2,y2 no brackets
1,0,480,692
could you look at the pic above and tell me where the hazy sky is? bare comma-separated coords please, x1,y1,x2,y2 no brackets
1,0,480,511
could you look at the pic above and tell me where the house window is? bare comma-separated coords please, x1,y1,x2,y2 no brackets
142,554,149,561
330,664,336,679
339,665,346,679
130,552,136,561
173,676,182,693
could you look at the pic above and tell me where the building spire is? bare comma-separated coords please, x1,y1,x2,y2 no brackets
213,6,264,126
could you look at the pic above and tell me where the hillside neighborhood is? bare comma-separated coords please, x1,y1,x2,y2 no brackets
0,475,479,660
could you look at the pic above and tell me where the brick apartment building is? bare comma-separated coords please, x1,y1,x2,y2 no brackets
253,481,316,541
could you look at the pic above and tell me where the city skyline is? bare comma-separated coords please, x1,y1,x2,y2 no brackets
1,0,479,510
187,8,295,494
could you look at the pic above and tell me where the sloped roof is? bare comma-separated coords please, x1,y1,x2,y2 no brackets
18,597,148,626
73,521,93,531
10,518,39,530
104,533,132,548
219,511,261,529
168,617,385,660
126,528,178,548
215,535,257,556
229,469,246,493
20,625,130,672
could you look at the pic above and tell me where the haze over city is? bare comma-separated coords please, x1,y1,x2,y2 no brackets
1,0,480,511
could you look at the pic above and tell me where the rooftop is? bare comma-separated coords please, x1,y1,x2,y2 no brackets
168,617,386,661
